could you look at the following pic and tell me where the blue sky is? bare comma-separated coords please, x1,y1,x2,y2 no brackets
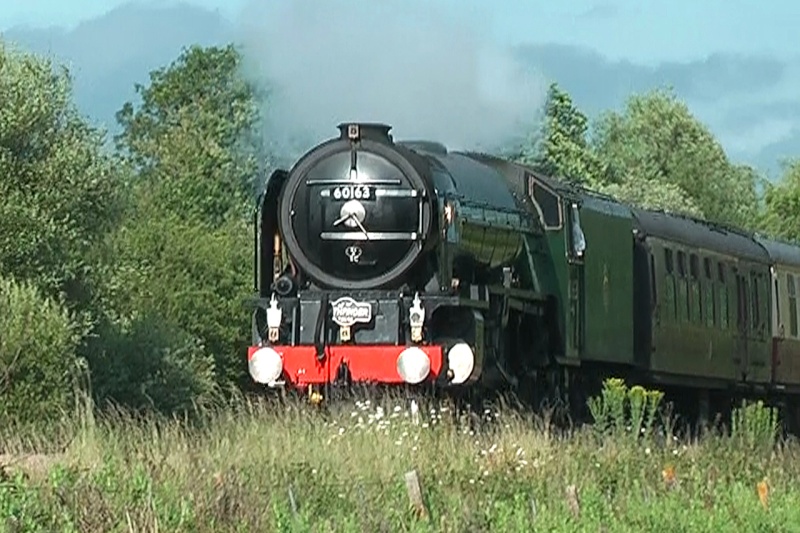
3,0,800,177
2,0,798,63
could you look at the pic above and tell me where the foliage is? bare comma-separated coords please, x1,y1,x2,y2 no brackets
761,159,800,242
0,41,125,310
586,378,664,440
86,314,218,415
115,43,265,227
1,397,799,531
509,83,607,185
95,204,252,394
731,400,781,452
93,43,267,400
592,88,761,229
0,276,85,425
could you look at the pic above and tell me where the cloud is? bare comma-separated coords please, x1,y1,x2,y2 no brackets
3,2,233,131
578,3,619,20
515,42,800,176
235,0,549,156
3,1,800,178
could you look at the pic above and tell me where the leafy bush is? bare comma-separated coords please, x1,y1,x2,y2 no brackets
86,314,218,415
0,276,85,425
95,210,252,394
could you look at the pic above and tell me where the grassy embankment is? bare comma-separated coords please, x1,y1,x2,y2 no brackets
1,379,798,532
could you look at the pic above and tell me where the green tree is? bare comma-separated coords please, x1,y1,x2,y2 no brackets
591,88,760,229
509,83,607,185
762,159,800,242
0,40,127,421
100,44,268,400
0,41,124,310
115,44,265,227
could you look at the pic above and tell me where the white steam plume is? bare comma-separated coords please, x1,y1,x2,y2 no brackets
236,0,547,159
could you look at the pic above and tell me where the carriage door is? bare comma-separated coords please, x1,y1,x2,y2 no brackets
566,201,586,358
734,269,750,379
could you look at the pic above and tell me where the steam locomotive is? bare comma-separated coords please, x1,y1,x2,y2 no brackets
248,122,800,428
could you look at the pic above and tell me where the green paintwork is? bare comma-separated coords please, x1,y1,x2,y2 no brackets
523,173,635,365
647,238,772,384
577,194,635,364
455,200,538,269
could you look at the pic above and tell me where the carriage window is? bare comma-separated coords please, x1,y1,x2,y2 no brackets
750,272,760,333
690,254,701,323
676,251,689,322
663,248,676,320
704,257,715,328
789,274,798,337
677,252,686,277
775,276,781,327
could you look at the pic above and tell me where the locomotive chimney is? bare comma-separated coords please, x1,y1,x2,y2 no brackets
337,122,393,144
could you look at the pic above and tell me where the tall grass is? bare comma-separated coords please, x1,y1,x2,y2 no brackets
1,381,799,532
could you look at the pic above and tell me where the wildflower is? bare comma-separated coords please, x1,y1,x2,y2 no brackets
757,478,769,509
410,400,420,425
662,465,676,489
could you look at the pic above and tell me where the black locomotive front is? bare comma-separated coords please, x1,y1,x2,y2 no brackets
278,123,438,290
248,123,464,392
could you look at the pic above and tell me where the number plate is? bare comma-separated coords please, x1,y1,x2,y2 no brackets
331,185,373,201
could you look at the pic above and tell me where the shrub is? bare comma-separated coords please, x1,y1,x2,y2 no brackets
0,275,84,425
86,313,219,415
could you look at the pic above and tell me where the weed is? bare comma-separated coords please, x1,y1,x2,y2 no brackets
0,388,798,531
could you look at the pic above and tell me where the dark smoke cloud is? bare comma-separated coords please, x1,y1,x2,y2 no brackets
236,0,548,160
